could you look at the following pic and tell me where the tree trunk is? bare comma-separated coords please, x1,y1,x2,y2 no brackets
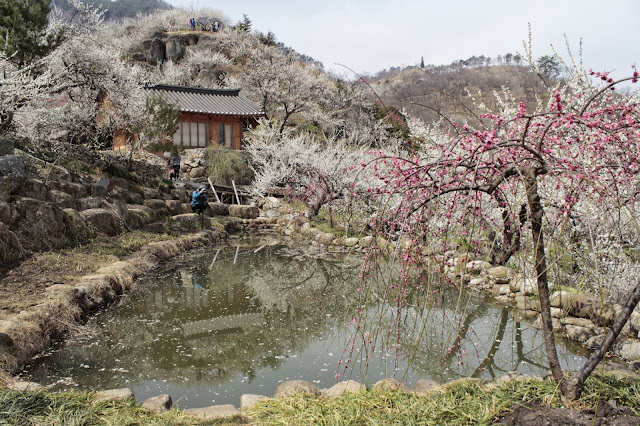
524,172,568,393
490,192,525,265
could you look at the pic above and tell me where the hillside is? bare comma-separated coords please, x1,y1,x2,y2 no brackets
369,64,551,124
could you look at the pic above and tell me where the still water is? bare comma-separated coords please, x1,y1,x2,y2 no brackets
22,236,590,409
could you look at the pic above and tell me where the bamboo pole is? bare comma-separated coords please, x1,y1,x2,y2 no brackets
232,180,241,205
207,177,221,203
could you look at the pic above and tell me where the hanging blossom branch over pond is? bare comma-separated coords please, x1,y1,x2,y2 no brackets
345,42,640,401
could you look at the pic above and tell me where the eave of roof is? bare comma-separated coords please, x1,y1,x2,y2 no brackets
145,84,264,117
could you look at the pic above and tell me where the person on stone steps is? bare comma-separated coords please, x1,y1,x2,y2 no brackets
171,153,181,180
190,185,208,215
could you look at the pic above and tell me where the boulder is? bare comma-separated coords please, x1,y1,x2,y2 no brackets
491,284,511,295
585,334,605,350
172,213,212,229
48,180,88,198
7,381,42,391
315,232,335,245
469,277,488,287
92,177,111,196
550,307,565,318
413,379,442,395
372,378,411,392
142,187,162,200
492,372,530,385
141,394,172,413
47,190,76,208
171,188,189,203
0,154,26,196
300,222,311,235
15,178,48,200
486,266,513,280
77,197,107,211
550,290,578,309
208,202,229,216
533,316,562,331
126,192,144,205
109,198,130,224
564,324,595,342
567,293,603,320
344,237,359,247
261,196,281,209
324,380,366,397
0,176,10,202
127,205,154,228
165,199,182,215
358,236,374,248
143,199,168,212
274,380,321,398
189,167,206,179
11,198,68,250
466,260,492,274
0,228,23,262
0,201,14,225
376,236,389,250
184,405,241,420
0,136,15,156
228,204,259,219
561,316,596,328
515,295,541,311
95,388,134,402
240,394,269,410
184,33,199,45
147,38,166,65
614,340,640,361
80,208,124,236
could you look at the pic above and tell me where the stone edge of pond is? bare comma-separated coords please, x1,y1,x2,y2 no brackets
6,372,640,422
0,229,227,382
268,205,640,364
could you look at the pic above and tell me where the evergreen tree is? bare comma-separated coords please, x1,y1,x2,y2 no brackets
420,56,424,68
233,14,252,33
145,94,181,155
0,0,64,66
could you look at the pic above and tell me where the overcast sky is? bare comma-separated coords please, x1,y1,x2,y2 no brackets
168,0,639,79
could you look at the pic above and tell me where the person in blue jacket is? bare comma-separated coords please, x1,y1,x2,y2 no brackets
190,185,208,215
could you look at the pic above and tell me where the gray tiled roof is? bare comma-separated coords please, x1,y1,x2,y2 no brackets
145,84,263,116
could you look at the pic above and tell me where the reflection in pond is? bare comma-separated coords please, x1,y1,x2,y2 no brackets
22,236,589,408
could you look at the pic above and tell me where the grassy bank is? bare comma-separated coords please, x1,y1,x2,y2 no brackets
1,374,638,425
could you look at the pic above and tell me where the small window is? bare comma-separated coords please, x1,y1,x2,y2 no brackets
172,120,208,147
218,123,233,148
198,123,207,147
182,122,191,145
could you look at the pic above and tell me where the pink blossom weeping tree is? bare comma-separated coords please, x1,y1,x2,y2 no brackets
354,53,640,402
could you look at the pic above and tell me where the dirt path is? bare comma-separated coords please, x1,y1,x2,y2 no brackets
0,231,174,321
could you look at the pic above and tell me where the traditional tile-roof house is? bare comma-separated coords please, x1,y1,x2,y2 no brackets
113,84,264,151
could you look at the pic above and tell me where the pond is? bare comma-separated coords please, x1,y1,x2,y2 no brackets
21,235,590,409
